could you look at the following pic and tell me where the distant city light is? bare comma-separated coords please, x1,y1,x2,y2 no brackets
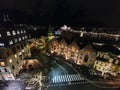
61,25,72,30
55,30,61,35
61,25,67,30
80,32,84,37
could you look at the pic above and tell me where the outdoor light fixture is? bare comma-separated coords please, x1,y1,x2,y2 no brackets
9,59,12,63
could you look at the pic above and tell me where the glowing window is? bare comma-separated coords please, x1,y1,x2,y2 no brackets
7,31,11,36
19,37,21,41
0,33,1,37
14,38,18,43
15,55,17,58
25,36,27,39
21,30,23,33
19,52,22,55
9,59,12,63
22,49,25,52
0,43,4,46
22,36,24,40
9,40,13,45
80,32,84,37
12,31,16,35
24,30,26,33
7,74,12,78
17,30,20,34
1,62,5,66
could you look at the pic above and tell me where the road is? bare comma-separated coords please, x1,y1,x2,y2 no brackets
45,55,119,90
48,57,78,77
47,83,118,90
0,54,119,90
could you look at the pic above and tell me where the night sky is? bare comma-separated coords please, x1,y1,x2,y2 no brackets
0,0,120,26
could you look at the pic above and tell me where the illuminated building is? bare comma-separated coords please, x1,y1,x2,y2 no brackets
0,27,31,80
59,39,68,56
49,38,59,54
49,38,96,67
66,41,79,61
76,44,96,67
94,52,120,77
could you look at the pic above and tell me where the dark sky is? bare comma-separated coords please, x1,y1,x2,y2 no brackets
0,0,120,26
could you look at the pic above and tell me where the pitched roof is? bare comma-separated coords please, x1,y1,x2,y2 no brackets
80,44,96,53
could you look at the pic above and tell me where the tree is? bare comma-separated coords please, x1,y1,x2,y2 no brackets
26,72,45,90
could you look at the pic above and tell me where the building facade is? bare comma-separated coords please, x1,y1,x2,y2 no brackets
49,38,96,67
0,27,31,80
94,51,120,77
76,44,96,67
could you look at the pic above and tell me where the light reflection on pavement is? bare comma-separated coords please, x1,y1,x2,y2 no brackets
0,81,26,90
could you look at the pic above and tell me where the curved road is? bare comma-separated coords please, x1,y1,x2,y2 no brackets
45,55,119,90
48,57,78,78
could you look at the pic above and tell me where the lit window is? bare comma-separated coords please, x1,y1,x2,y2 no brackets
12,31,16,35
29,35,31,38
19,37,21,41
22,49,25,52
7,31,11,36
25,36,27,39
14,38,18,43
9,40,13,45
59,45,60,47
21,30,23,33
68,48,70,50
0,33,1,37
19,52,22,55
22,36,24,40
24,30,26,33
7,74,12,78
80,32,84,37
9,59,12,63
1,62,5,66
0,43,4,46
17,30,20,34
15,55,17,58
